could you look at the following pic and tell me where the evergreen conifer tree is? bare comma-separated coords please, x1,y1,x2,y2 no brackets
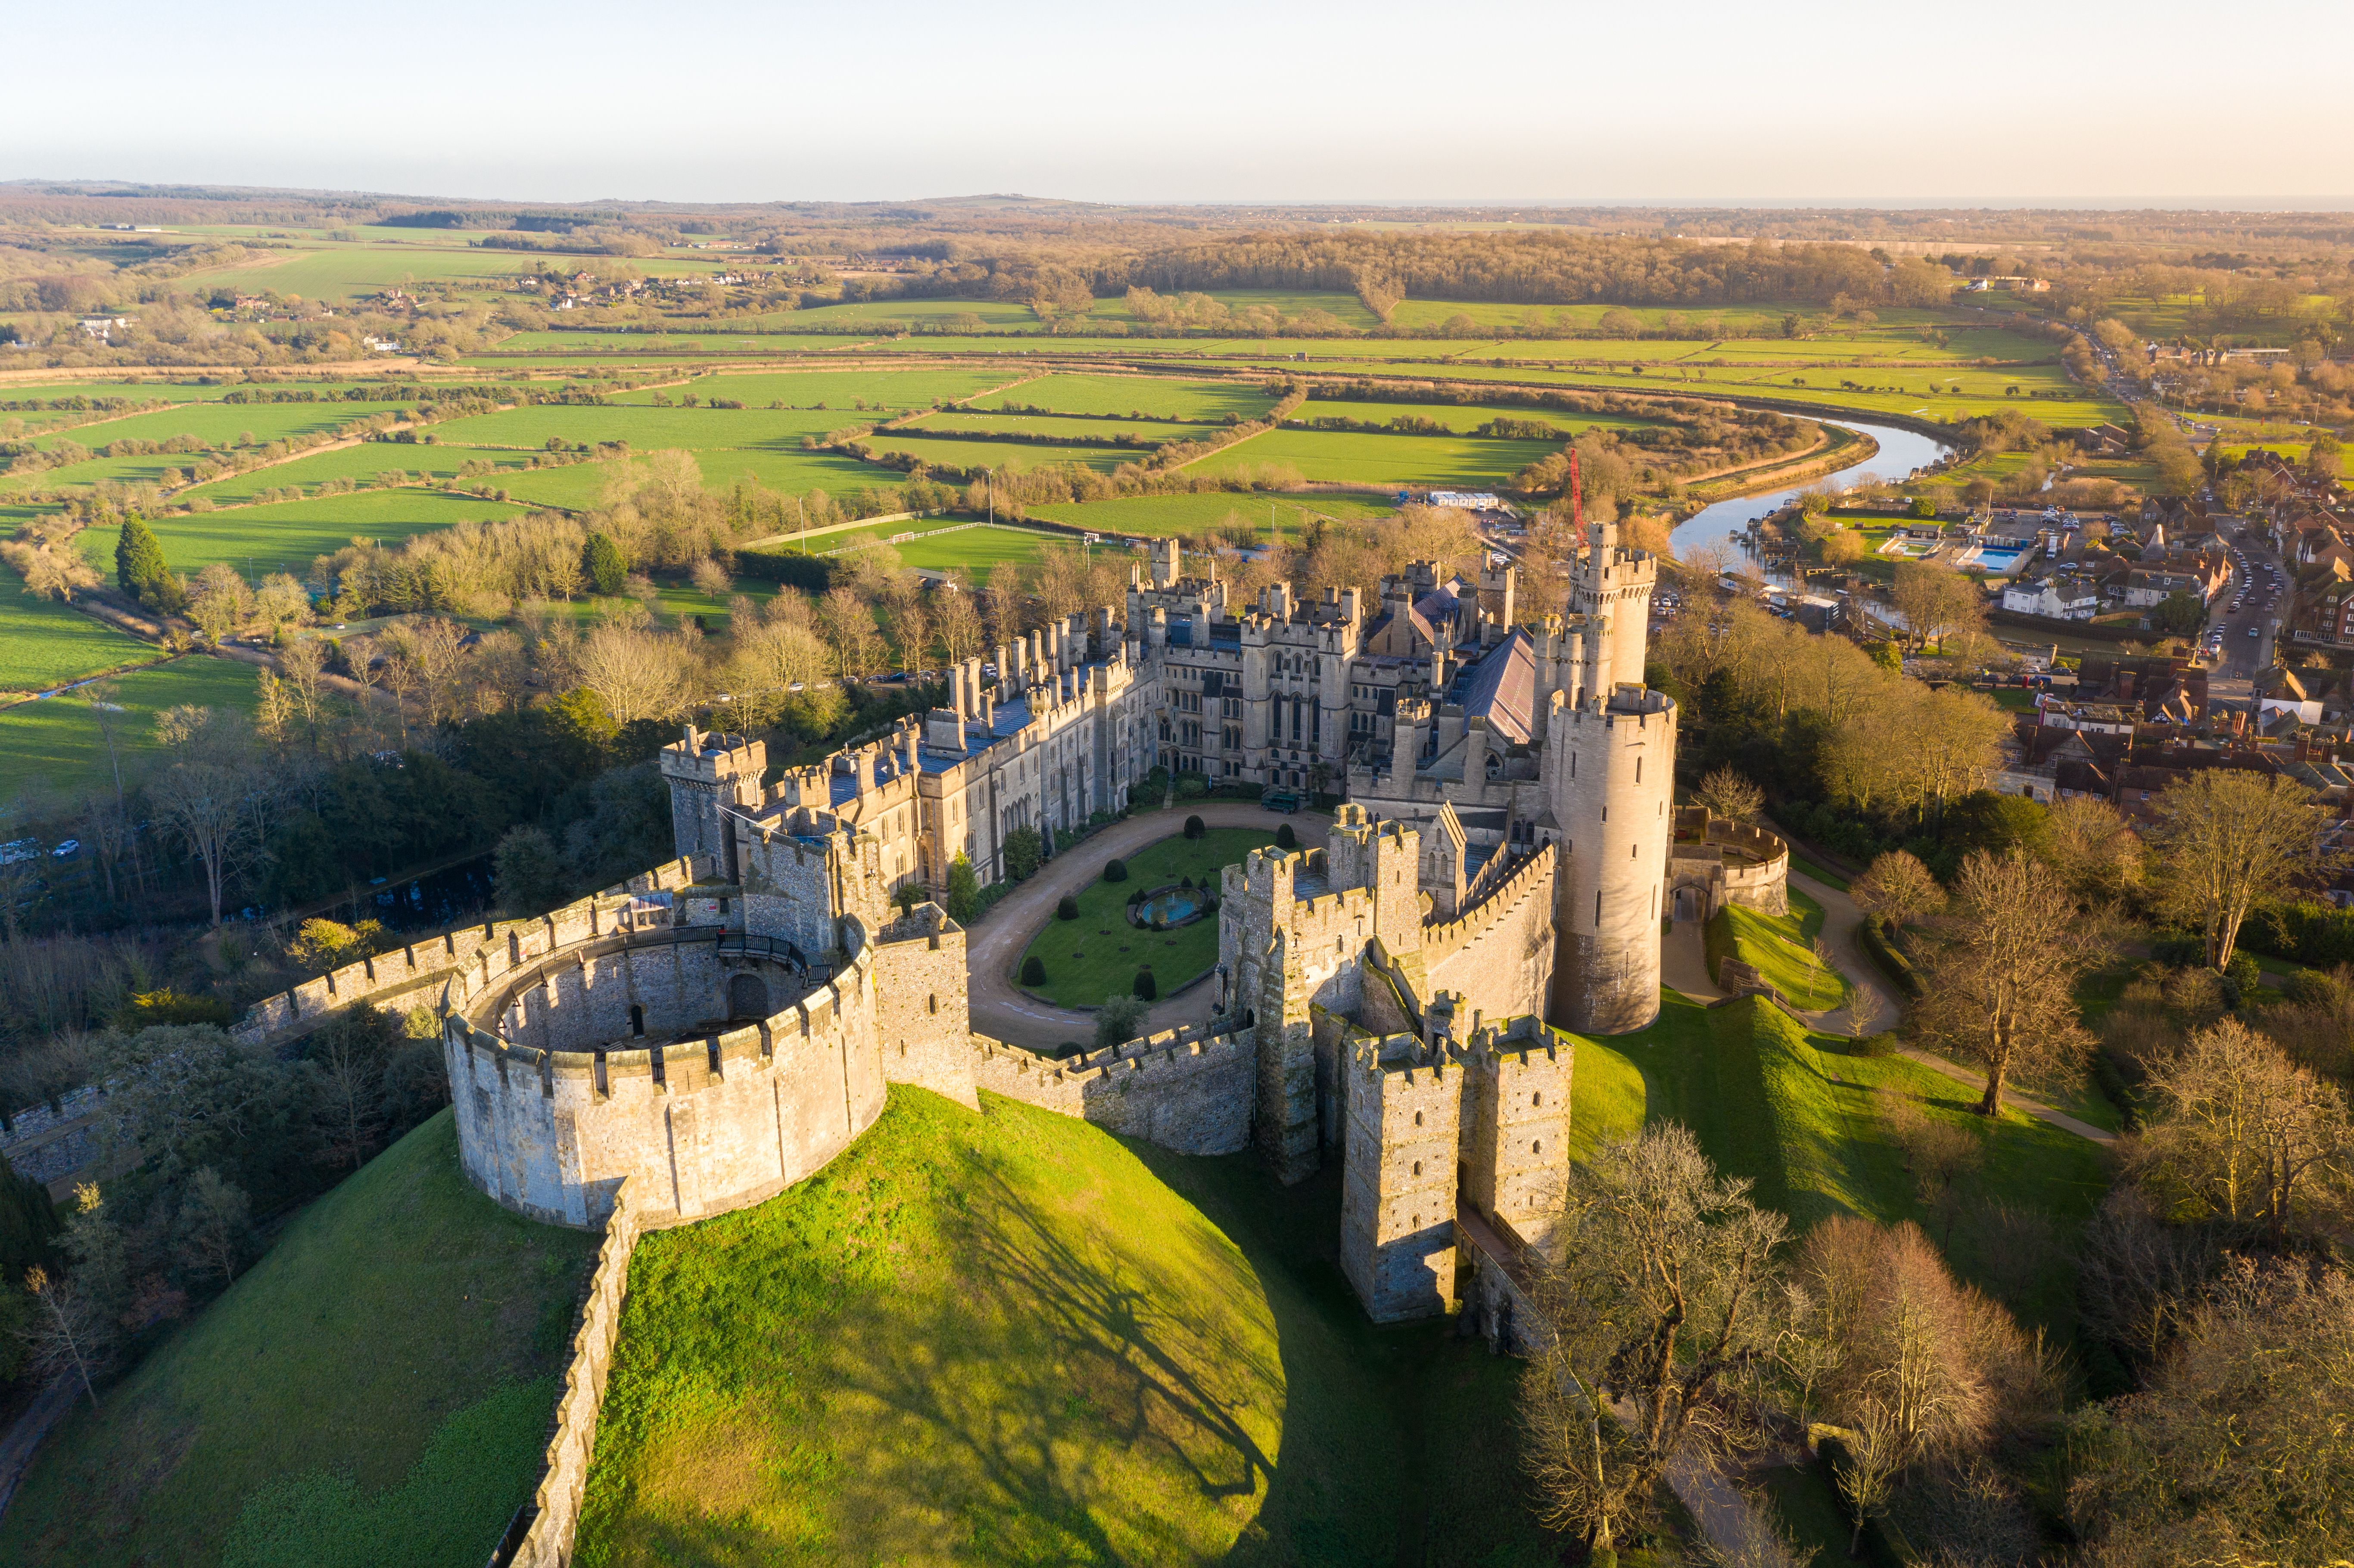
582,532,626,596
115,514,169,603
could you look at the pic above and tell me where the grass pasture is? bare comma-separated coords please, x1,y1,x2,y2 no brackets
909,410,1191,443
1029,490,1395,541
428,403,847,451
0,654,260,799
1189,426,1560,488
0,576,153,695
973,372,1280,422
181,243,540,302
862,432,1143,474
603,367,1028,408
1018,827,1276,1009
1291,398,1646,436
0,1111,600,1568
181,443,539,505
31,399,377,454
79,489,531,577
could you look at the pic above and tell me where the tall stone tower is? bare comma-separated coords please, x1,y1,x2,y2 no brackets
660,725,765,884
1567,519,1658,696
1339,1032,1462,1322
1549,522,1676,1035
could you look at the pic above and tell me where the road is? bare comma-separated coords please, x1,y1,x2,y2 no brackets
962,798,1324,1050
2203,525,2287,682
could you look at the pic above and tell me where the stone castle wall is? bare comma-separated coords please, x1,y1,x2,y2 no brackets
1339,1038,1463,1322
442,921,888,1229
1426,846,1557,1025
968,1025,1252,1156
501,1174,646,1568
873,906,980,1111
233,858,710,1047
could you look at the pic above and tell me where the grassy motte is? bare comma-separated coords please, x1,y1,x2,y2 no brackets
577,1085,1572,1567
1017,827,1275,1007
0,1110,598,1568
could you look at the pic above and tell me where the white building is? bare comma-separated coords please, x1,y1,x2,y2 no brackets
2001,577,2099,621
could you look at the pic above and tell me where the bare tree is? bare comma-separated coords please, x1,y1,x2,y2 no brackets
276,637,330,749
174,1167,252,1287
2040,795,2142,908
2129,1017,2350,1246
1849,850,1945,932
84,679,128,809
2152,770,2331,969
1697,766,1766,824
1522,1123,1787,1555
934,579,984,665
19,1265,107,1409
1913,849,2099,1115
147,762,257,926
572,623,697,725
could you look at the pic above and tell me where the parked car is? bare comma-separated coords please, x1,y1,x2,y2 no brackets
50,839,79,859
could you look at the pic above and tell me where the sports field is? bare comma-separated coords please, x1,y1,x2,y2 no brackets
1189,427,1560,487
972,372,1280,421
0,653,260,797
0,575,153,695
828,524,1074,581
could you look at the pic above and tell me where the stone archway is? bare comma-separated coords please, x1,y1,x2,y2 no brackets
727,972,769,1020
1672,886,1697,922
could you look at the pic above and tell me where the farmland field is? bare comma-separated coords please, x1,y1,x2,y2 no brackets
860,432,1142,473
481,331,869,357
0,378,394,404
972,371,1278,421
603,367,1028,408
1028,490,1395,539
181,443,538,504
1188,427,1560,487
1289,398,1644,436
0,576,154,695
906,410,1188,442
0,654,260,796
429,403,848,450
78,489,532,576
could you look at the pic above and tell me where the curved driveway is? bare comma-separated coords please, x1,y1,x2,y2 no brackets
965,800,1324,1050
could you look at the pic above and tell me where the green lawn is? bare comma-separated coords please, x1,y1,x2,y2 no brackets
1030,490,1395,541
1568,992,2111,1338
1706,889,1846,1010
78,490,529,577
0,1111,599,1568
1188,427,1561,488
974,372,1280,422
0,576,153,695
578,1085,1573,1567
1019,828,1278,1008
0,654,259,799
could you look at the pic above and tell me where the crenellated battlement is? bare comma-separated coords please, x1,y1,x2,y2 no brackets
1420,843,1555,962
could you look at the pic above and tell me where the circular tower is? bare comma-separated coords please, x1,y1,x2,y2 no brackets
1546,684,1677,1035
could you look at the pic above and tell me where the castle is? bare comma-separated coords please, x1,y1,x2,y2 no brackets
234,523,1779,1335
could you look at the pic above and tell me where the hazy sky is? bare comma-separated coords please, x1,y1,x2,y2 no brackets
10,0,2349,205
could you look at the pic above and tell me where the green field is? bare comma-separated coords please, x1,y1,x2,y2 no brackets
180,442,538,505
0,379,402,406
1019,828,1276,1008
909,410,1193,442
0,654,260,799
576,1085,1568,1567
78,489,531,576
877,526,1073,579
1291,398,1647,436
973,372,1280,421
429,403,849,451
182,244,541,301
0,1111,599,1568
31,399,377,455
1030,490,1395,541
863,432,1143,474
603,367,1028,408
0,576,154,695
1189,427,1560,487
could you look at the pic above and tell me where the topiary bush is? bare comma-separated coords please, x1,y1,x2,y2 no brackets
1020,955,1046,986
1103,858,1128,883
1275,822,1296,849
1133,969,1157,1001
1183,815,1205,840
1056,896,1079,921
2223,951,2262,996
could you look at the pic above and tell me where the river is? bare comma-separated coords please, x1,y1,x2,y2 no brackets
1670,420,1956,560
